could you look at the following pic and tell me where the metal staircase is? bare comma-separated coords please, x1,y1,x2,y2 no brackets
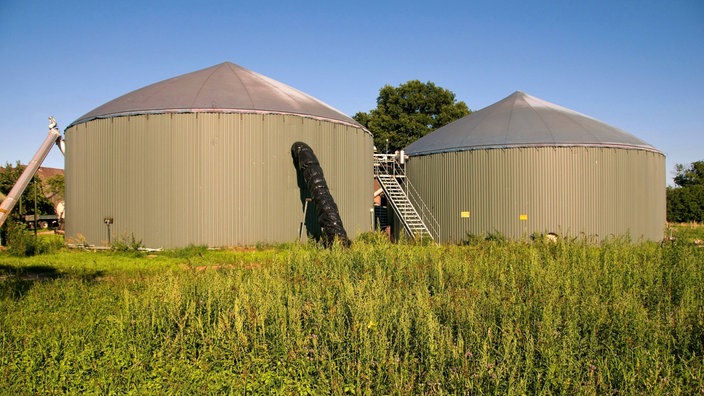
374,153,438,241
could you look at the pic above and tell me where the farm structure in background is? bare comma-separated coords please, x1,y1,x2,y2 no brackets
402,91,665,242
64,62,373,249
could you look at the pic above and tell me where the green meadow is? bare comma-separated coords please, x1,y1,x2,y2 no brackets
1,227,703,395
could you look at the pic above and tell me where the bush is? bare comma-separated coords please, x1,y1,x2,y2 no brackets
356,231,390,245
162,244,209,258
2,220,64,256
667,185,704,223
5,221,38,257
463,231,508,245
110,233,144,253
39,234,65,254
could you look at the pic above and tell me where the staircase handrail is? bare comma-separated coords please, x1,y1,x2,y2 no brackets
373,154,439,241
405,178,440,241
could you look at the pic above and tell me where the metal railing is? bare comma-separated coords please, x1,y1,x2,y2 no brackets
374,154,439,241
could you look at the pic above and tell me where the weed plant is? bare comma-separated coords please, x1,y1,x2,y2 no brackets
110,233,145,254
0,234,702,394
3,220,65,257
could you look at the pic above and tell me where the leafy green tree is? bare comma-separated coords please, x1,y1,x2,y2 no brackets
667,160,704,223
46,174,65,202
1,161,57,246
673,160,704,187
667,185,704,222
0,161,56,219
354,80,470,152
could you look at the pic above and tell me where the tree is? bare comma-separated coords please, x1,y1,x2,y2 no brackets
667,160,704,223
0,161,56,219
673,160,704,187
46,174,65,202
1,161,57,246
354,80,470,152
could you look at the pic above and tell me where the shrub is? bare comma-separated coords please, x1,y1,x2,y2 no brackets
162,244,209,258
5,220,38,257
356,231,390,245
110,233,144,253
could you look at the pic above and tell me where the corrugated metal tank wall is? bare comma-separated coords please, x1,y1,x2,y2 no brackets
65,113,373,248
406,147,665,242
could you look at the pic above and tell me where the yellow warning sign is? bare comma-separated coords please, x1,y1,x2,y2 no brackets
519,214,528,221
461,211,470,218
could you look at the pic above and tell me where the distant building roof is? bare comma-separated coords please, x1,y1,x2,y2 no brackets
0,165,63,181
36,167,64,181
405,91,660,156
0,166,63,205
69,62,362,128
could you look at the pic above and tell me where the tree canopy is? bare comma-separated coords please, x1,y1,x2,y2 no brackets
667,160,704,223
46,174,65,203
0,161,56,220
354,80,470,153
673,161,704,188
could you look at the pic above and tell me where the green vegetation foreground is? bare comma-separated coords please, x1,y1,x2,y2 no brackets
1,235,703,394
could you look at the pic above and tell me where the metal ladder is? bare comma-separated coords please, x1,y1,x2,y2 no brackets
374,154,438,241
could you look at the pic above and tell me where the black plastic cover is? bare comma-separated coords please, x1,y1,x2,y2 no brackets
291,141,351,247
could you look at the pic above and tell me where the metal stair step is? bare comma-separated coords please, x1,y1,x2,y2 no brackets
375,154,436,242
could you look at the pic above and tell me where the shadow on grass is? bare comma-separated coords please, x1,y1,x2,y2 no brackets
0,264,104,300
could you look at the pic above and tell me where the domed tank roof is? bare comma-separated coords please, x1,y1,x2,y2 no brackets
405,91,660,156
69,62,362,128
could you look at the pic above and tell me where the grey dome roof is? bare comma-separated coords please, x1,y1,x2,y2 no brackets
404,91,660,156
69,62,362,128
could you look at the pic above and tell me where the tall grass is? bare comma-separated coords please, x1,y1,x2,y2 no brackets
1,236,702,394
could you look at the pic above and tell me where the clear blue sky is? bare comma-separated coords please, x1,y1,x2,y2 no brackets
1,0,702,185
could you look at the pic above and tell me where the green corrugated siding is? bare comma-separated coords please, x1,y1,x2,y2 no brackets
406,147,665,243
65,113,373,248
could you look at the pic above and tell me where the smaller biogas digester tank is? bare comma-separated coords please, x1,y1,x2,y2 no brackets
404,91,665,243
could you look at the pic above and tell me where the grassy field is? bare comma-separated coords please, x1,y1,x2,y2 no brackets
1,227,703,395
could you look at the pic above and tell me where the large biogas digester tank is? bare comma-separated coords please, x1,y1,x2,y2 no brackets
404,91,665,242
65,62,373,248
